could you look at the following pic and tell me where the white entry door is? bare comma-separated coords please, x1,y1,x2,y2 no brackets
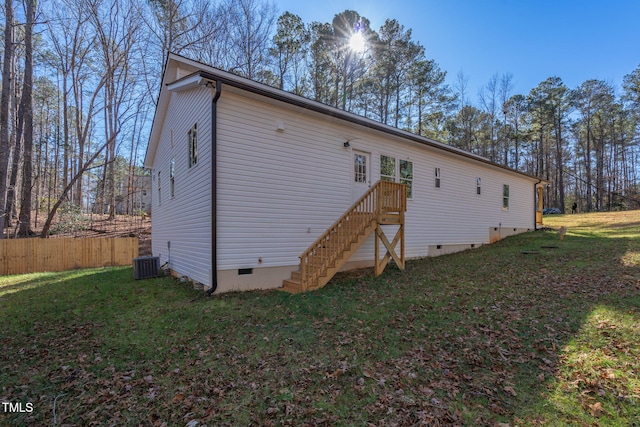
351,150,371,202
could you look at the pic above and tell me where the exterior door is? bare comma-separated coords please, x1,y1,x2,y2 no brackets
352,150,371,202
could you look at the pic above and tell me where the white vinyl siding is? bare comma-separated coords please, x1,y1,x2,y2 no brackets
215,89,535,269
148,62,538,290
217,92,351,269
151,87,211,286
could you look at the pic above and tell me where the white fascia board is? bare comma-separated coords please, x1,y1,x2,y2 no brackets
167,73,212,92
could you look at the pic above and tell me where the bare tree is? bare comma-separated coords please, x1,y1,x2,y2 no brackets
144,0,217,65
17,0,36,235
225,0,277,80
0,0,15,237
45,0,95,207
479,73,499,161
88,0,142,218
455,70,469,108
499,73,513,166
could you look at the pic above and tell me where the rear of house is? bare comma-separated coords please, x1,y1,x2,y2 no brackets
145,54,544,294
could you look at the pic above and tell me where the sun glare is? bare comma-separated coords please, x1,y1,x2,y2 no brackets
349,32,366,53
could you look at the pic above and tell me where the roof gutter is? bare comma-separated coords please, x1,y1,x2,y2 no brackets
206,79,222,296
193,69,537,182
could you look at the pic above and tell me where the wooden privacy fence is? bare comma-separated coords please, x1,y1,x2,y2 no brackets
0,237,139,276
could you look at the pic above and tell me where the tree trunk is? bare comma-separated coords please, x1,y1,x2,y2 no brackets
0,0,15,238
555,112,565,213
18,0,36,236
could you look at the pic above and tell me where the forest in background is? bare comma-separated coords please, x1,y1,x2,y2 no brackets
0,0,639,238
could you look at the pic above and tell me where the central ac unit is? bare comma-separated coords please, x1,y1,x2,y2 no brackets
133,256,160,280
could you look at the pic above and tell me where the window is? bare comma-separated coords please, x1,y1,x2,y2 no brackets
477,177,482,195
170,158,175,197
157,171,162,205
188,123,197,167
380,155,413,199
380,155,396,182
354,153,367,183
503,184,510,210
435,167,441,188
400,160,413,199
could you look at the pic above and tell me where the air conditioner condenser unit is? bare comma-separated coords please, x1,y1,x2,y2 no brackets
133,256,160,280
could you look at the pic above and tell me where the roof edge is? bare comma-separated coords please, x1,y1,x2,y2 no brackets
151,53,545,182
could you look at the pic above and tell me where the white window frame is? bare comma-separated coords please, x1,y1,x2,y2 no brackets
380,154,413,199
170,158,175,198
380,155,396,182
188,123,198,168
354,153,368,183
435,167,441,188
503,184,510,211
477,177,482,195
157,171,162,205
399,159,413,199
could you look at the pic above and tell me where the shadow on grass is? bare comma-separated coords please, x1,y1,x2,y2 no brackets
291,229,640,425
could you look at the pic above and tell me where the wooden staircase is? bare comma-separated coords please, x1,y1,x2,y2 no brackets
282,180,407,293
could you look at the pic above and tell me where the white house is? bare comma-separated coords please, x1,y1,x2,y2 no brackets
144,53,546,294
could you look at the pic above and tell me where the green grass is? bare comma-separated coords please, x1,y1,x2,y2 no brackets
1,211,639,426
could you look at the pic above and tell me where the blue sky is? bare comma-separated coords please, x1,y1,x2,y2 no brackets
273,0,640,100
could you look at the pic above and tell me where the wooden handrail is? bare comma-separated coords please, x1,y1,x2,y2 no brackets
299,180,406,291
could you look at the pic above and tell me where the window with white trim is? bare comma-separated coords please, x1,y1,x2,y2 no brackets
380,155,413,198
380,155,396,182
188,123,197,168
503,184,510,210
400,160,413,198
170,158,175,198
157,171,162,205
435,167,441,188
477,177,482,195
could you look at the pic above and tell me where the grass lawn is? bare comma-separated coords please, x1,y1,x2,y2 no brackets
1,211,639,426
